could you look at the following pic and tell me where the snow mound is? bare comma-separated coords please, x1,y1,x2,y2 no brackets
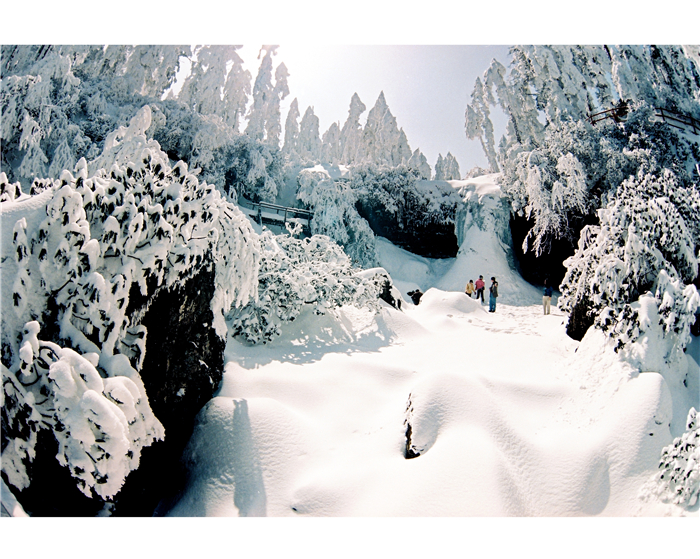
167,268,696,515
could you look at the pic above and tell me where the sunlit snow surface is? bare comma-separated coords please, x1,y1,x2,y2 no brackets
167,230,698,516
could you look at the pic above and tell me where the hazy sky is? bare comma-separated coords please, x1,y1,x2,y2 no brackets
238,45,511,173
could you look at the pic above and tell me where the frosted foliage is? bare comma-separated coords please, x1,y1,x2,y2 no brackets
407,149,431,180
178,46,242,117
3,108,261,498
434,152,461,181
360,92,412,167
339,93,366,165
282,98,300,155
297,106,322,163
296,168,378,268
229,232,381,344
560,170,700,354
646,408,700,508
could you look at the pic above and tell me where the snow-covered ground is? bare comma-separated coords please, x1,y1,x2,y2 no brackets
165,239,698,517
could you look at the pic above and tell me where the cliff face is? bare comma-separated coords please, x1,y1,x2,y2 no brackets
355,179,461,259
112,263,225,516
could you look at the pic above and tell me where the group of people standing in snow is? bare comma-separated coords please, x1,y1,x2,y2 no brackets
465,275,499,312
465,275,554,315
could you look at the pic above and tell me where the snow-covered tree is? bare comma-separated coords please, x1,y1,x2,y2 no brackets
407,148,431,180
244,46,289,146
465,77,499,172
321,121,342,165
359,91,412,167
434,152,461,180
282,97,300,157
178,46,245,118
297,106,322,163
339,93,366,165
559,167,700,349
296,167,378,267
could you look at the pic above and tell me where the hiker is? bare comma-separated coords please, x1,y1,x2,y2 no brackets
407,289,423,305
465,279,476,298
543,279,553,315
488,277,498,312
475,275,485,303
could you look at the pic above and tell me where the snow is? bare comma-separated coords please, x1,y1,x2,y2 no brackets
165,226,698,516
2,160,696,518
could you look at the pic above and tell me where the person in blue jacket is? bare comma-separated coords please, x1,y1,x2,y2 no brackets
543,279,553,315
488,277,498,312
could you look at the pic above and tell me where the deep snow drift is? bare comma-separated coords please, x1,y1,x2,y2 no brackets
164,174,699,516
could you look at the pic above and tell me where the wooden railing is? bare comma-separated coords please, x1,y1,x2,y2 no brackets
238,196,314,233
654,107,700,136
588,101,629,125
588,101,700,137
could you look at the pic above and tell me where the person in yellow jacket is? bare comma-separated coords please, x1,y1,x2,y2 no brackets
465,279,476,298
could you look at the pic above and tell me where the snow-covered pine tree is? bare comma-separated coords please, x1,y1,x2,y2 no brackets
321,121,342,166
407,148,431,180
283,97,300,159
434,152,461,180
464,77,500,173
244,46,289,147
359,91,412,167
339,93,366,165
297,106,322,164
178,46,244,118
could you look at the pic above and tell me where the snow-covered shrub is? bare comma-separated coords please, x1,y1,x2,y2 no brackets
229,231,381,345
1,106,260,500
559,168,700,350
646,407,699,508
0,172,24,201
2,322,163,499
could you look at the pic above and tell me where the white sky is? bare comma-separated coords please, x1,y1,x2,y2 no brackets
237,45,511,173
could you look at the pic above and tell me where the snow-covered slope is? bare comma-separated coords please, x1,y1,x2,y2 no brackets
166,256,699,517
